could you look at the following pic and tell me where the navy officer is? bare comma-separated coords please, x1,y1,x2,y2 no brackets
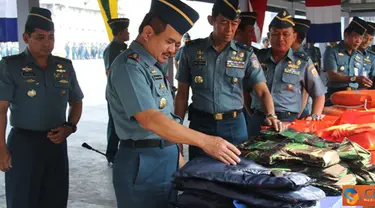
103,17,130,166
106,0,242,207
324,17,372,106
249,10,325,136
0,7,83,208
175,0,285,161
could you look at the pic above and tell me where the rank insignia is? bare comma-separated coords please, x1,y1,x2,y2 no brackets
159,98,167,109
194,76,203,84
128,53,140,62
57,64,63,69
311,68,318,77
232,78,238,84
59,80,68,84
25,79,36,83
338,53,344,56
22,66,32,72
27,89,36,97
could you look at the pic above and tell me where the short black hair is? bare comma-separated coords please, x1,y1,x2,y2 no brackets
24,26,35,36
138,12,167,35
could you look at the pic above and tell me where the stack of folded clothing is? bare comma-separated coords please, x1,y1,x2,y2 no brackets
238,128,375,196
172,156,325,208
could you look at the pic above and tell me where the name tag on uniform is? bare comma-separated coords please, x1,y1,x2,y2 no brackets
226,60,245,69
152,74,163,80
21,71,36,77
193,60,207,65
284,68,300,75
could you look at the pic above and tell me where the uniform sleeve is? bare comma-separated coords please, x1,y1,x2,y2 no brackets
69,66,84,102
0,60,14,101
176,47,191,83
103,49,110,70
111,61,156,118
243,52,266,91
304,59,326,98
370,60,375,79
108,47,120,69
323,47,337,71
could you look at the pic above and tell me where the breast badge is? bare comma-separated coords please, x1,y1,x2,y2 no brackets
27,89,36,97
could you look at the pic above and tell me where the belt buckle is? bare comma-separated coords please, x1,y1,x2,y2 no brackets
214,113,223,120
233,111,237,118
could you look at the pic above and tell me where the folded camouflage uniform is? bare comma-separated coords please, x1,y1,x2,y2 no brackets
270,162,349,181
259,128,340,149
350,168,375,185
337,138,371,168
312,174,357,196
239,140,340,167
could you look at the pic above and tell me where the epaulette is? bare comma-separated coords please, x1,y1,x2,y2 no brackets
185,38,204,47
127,52,140,62
1,54,23,63
294,51,309,61
235,41,253,52
53,56,72,64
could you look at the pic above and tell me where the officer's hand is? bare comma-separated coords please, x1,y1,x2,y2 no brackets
201,136,241,166
357,76,373,88
0,146,11,172
264,117,286,132
47,126,73,144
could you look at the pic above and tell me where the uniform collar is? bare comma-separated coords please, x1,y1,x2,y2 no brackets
295,45,305,53
206,34,238,52
113,37,126,46
24,48,56,68
267,48,294,63
338,41,357,56
129,41,157,67
286,48,295,62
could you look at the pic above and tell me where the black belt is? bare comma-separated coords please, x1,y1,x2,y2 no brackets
120,139,175,148
12,127,49,135
253,110,298,120
188,106,242,121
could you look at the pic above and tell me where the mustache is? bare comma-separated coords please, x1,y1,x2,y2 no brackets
162,52,172,57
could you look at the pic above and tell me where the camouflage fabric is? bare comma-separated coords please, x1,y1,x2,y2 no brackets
270,163,349,181
337,138,371,168
239,140,340,167
351,168,375,185
312,174,357,196
260,128,340,149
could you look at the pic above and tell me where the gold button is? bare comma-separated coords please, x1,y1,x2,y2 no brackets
159,98,167,109
232,78,238,84
194,76,203,84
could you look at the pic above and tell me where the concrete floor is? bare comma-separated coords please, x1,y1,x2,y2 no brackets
0,59,189,208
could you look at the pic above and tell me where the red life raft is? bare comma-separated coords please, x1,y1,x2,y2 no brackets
331,90,375,108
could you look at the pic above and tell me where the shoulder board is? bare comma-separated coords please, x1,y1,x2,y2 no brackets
294,51,309,61
53,56,72,64
127,52,140,62
369,50,375,55
185,38,204,47
235,41,253,52
2,54,23,63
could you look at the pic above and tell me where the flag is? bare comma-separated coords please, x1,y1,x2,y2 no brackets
0,0,18,42
306,0,342,43
97,0,118,41
248,0,267,43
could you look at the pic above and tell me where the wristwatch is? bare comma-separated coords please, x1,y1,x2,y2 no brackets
311,114,319,120
266,113,278,119
64,122,77,133
350,76,357,83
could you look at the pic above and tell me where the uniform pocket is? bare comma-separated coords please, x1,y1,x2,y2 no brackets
191,66,207,89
